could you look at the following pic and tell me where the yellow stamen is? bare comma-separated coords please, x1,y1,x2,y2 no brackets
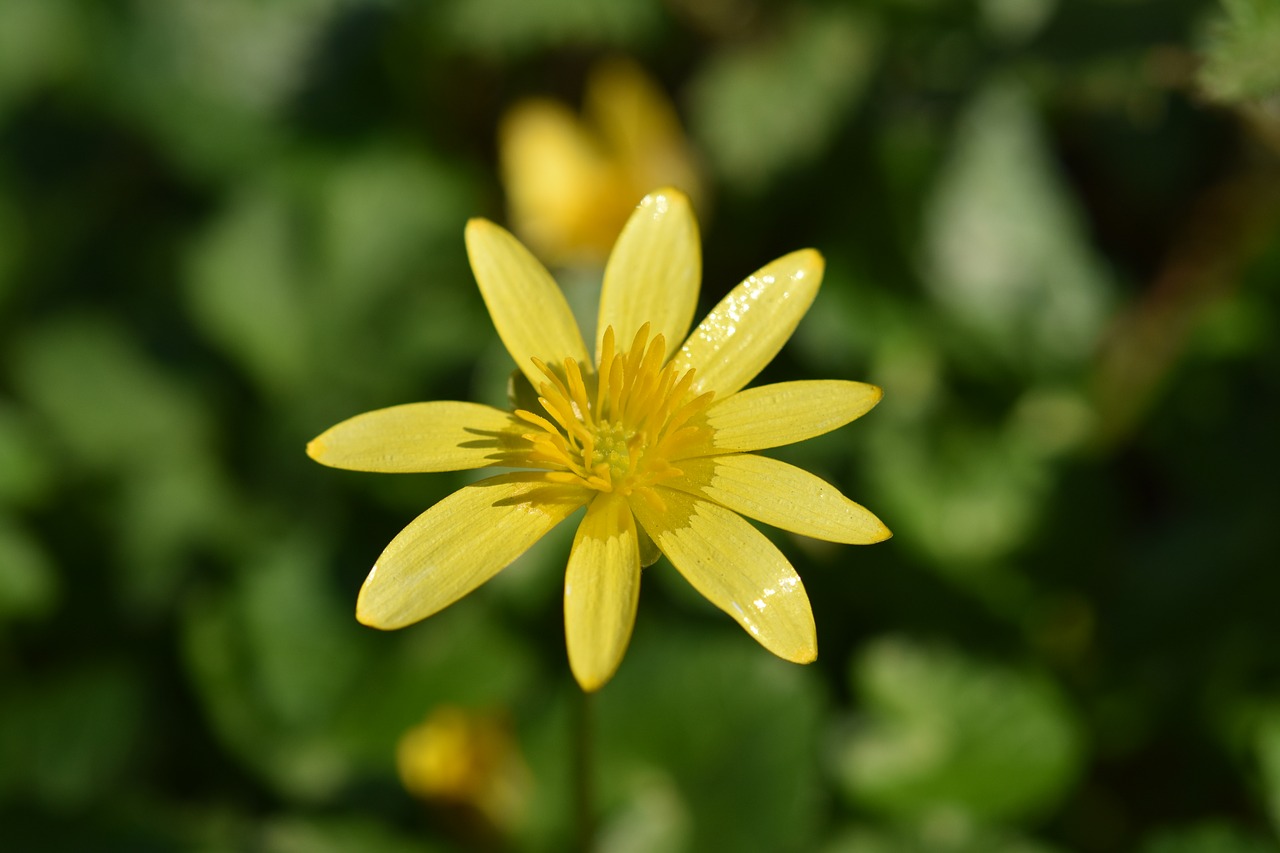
510,324,714,498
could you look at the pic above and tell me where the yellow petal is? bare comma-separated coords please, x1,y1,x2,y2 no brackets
357,473,590,629
465,219,591,386
692,380,883,455
586,59,702,203
671,249,823,397
307,402,527,472
671,455,891,545
498,99,620,265
629,487,816,663
596,188,700,361
564,494,641,692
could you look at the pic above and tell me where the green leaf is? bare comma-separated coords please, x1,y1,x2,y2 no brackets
0,401,53,507
1200,0,1280,105
540,621,827,853
183,530,540,801
317,147,474,318
835,637,1082,824
689,7,879,191
182,531,371,800
922,78,1115,373
0,0,84,118
186,186,313,396
94,0,343,177
12,317,211,470
1256,708,1280,836
0,518,57,621
12,318,233,612
865,414,1051,569
0,663,144,808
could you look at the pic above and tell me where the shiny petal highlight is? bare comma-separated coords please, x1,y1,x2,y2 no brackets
597,188,701,362
564,494,641,692
357,474,590,629
672,455,892,545
465,219,590,386
307,401,526,472
630,487,817,663
671,249,823,397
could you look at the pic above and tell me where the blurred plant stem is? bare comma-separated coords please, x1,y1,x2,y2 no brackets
575,685,595,853
1092,152,1280,445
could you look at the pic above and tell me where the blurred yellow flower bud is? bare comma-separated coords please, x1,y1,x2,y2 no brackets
499,58,705,267
396,706,530,835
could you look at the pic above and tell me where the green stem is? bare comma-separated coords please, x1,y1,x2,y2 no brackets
574,684,595,853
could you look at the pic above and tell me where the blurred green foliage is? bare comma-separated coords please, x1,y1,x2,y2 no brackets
2,0,1280,851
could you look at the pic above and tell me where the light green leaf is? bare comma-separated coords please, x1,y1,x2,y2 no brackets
183,530,539,800
186,187,311,395
12,318,211,469
0,401,53,507
0,0,84,117
865,416,1050,568
690,7,879,191
523,622,827,852
836,637,1082,823
1200,0,1280,105
97,0,344,176
1256,708,1280,836
922,78,1115,372
0,519,57,621
317,147,474,317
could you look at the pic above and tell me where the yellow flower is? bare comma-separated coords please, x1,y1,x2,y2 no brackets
308,188,890,692
397,706,529,833
499,58,704,267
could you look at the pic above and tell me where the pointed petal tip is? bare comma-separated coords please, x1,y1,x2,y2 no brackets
796,248,825,276
355,604,393,630
640,186,691,211
853,518,893,545
464,217,504,250
355,600,402,631
305,437,325,461
572,668,611,693
774,635,817,664
355,565,397,630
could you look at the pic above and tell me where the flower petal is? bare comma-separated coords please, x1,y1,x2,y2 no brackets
597,188,700,361
357,473,590,629
629,487,816,663
465,219,591,385
307,402,527,473
671,455,891,545
691,380,883,455
564,494,641,691
498,99,620,265
670,249,823,397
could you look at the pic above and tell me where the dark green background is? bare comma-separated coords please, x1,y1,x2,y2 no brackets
2,0,1278,850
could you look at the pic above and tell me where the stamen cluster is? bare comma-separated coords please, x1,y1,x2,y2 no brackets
515,324,714,498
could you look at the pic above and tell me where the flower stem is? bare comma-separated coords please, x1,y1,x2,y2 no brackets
574,685,595,852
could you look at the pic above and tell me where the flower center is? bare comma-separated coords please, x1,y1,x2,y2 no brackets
514,323,714,496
